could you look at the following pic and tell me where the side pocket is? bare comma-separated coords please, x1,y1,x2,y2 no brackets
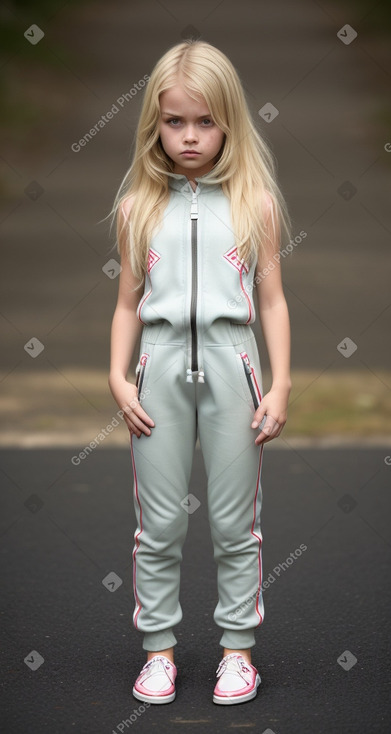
135,352,150,400
239,351,262,410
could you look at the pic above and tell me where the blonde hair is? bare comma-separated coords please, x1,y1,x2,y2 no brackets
108,39,292,287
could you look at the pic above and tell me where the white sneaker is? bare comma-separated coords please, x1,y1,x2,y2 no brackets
132,655,177,704
213,653,261,705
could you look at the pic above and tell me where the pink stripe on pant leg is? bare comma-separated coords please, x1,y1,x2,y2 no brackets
251,444,264,624
130,433,143,628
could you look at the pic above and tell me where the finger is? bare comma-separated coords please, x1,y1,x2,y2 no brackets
136,404,155,427
123,395,155,426
131,413,153,436
126,397,155,428
124,416,142,438
131,405,155,433
251,410,265,429
122,413,140,437
123,407,152,437
262,416,279,435
255,416,279,444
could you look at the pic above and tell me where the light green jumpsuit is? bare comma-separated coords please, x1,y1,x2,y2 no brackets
130,170,265,652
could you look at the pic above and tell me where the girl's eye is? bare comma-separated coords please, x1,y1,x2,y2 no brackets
166,118,213,126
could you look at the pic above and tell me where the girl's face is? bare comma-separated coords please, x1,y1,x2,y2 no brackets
159,84,225,179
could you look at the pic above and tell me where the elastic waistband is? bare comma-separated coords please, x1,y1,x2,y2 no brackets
141,320,255,347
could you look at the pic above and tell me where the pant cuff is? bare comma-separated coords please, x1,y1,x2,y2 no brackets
142,629,177,652
219,628,256,649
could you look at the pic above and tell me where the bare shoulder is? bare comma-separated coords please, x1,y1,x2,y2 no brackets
261,189,274,220
120,191,138,221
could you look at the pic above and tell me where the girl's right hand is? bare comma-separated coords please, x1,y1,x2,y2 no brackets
109,377,155,438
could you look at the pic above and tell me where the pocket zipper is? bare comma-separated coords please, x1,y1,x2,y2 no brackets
240,352,260,410
135,353,149,396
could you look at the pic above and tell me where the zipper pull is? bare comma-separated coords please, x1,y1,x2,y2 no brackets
197,370,205,383
240,351,252,374
186,368,194,383
190,190,198,219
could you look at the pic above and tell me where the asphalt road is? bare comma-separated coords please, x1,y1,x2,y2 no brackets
1,446,390,733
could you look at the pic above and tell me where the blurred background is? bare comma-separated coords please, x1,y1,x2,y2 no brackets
0,0,390,446
1,4,391,733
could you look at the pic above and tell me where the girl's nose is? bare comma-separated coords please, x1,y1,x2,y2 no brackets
183,126,198,142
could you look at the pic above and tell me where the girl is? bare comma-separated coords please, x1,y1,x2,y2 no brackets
108,39,292,706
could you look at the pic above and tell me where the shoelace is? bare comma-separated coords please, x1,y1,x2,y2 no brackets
140,656,175,685
143,656,172,671
144,656,169,668
215,655,251,683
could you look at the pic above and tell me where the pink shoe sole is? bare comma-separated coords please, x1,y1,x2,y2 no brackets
132,686,176,704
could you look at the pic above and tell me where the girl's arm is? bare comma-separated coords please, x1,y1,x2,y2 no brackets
252,195,292,445
108,199,155,438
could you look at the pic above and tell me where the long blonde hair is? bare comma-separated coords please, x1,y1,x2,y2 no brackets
108,39,292,287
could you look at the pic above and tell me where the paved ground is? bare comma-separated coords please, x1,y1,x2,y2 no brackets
1,447,391,733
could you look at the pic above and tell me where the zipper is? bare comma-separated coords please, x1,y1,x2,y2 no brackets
135,352,149,396
240,352,260,410
186,188,204,383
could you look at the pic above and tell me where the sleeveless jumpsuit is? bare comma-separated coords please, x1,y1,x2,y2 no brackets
129,170,265,652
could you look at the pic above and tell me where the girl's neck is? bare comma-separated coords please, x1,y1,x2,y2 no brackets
172,160,217,189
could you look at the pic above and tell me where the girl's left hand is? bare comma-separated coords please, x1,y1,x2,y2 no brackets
251,385,290,445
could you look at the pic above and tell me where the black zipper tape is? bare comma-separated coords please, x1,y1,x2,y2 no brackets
190,214,198,372
241,355,259,410
138,364,146,397
137,354,149,397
